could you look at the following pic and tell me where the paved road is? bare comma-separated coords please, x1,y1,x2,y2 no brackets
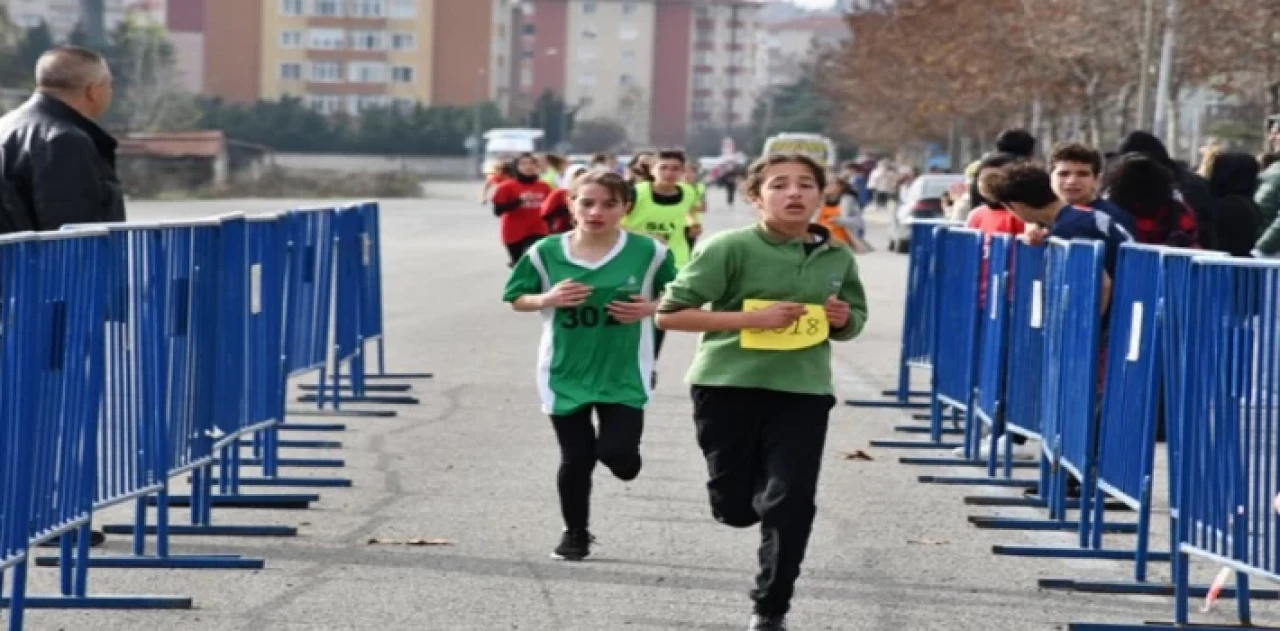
19,183,1263,630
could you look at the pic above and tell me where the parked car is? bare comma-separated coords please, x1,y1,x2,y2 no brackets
889,173,965,252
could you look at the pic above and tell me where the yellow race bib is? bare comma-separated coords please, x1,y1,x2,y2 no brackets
740,299,829,351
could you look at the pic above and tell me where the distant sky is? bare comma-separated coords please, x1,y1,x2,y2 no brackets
789,0,837,8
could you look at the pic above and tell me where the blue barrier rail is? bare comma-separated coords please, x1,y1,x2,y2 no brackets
849,219,958,409
0,202,410,628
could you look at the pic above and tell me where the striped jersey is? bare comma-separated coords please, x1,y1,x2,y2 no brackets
503,232,677,415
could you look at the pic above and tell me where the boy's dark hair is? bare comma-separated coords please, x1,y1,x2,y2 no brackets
995,128,1037,158
655,149,687,165
1050,142,1103,175
980,163,1058,208
742,154,827,198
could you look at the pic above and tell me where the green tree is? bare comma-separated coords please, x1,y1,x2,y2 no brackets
0,7,26,90
17,21,55,79
102,19,198,131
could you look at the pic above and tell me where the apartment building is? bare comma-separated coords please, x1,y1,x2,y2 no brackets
753,14,848,98
516,0,762,147
688,0,761,134
201,0,515,117
3,0,163,40
203,0,434,116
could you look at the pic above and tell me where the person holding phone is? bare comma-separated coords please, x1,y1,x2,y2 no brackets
656,154,868,631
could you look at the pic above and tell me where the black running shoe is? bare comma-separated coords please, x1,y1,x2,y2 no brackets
748,613,788,630
551,529,593,561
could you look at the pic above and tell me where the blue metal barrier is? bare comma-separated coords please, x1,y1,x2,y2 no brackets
354,201,430,381
1071,257,1280,629
0,230,194,618
297,205,418,408
969,239,1138,535
89,220,296,545
849,219,958,409
232,209,353,488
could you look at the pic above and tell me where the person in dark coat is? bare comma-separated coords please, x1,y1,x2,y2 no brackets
1116,131,1215,250
0,45,123,234
1206,152,1263,257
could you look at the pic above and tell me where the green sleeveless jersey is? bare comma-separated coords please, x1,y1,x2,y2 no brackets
623,182,697,268
503,232,678,415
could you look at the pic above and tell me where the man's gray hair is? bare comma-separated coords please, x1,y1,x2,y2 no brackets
35,46,109,92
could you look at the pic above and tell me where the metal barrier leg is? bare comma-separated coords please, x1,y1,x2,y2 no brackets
10,534,196,609
286,408,397,419
296,392,420,405
298,382,412,393
276,422,348,432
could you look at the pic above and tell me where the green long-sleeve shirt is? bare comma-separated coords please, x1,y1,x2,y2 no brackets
658,223,869,395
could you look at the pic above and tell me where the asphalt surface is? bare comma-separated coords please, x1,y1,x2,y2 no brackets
15,183,1276,630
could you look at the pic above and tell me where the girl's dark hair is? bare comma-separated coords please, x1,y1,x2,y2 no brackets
1102,152,1176,212
570,171,632,205
742,154,827,198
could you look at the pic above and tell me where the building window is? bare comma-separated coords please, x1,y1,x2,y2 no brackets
620,26,637,40
310,61,343,82
521,23,535,36
619,73,635,87
577,73,596,88
280,0,303,16
395,98,417,113
694,50,711,65
621,49,636,64
280,30,303,48
351,30,385,51
358,95,393,111
694,6,710,18
306,94,343,115
389,0,415,18
621,1,637,16
692,98,709,113
391,33,415,51
348,62,388,83
354,0,385,18
582,2,597,14
391,66,415,83
520,50,533,60
520,66,532,88
313,0,342,17
693,74,714,89
580,27,597,40
280,63,303,80
308,28,345,50
577,48,596,62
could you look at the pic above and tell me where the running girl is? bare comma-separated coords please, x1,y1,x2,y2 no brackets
655,154,868,631
503,171,677,562
493,153,553,267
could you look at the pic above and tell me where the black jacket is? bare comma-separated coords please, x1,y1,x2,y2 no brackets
0,93,124,233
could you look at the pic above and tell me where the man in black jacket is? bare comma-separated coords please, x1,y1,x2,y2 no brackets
1116,130,1216,250
0,45,123,233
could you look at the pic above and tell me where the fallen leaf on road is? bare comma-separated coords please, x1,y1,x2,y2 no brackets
840,450,874,461
367,537,455,546
906,538,949,546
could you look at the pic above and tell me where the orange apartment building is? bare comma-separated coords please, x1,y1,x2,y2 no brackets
199,0,511,115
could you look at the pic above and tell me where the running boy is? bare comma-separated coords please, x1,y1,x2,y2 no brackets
503,171,677,562
656,154,869,631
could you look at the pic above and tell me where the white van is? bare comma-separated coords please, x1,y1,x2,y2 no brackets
482,128,545,174
761,133,838,168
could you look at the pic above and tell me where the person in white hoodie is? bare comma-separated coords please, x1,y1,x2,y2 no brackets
868,159,898,211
